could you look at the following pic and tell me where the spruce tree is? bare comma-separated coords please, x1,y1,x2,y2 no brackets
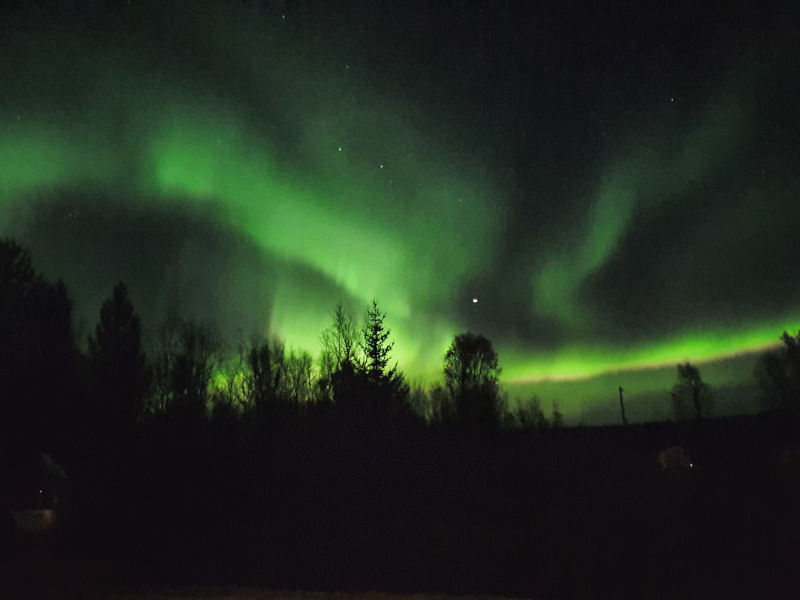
359,300,407,414
361,300,396,384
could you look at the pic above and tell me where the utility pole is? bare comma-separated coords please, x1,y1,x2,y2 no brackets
619,386,628,426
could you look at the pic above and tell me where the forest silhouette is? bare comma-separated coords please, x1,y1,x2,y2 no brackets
1,238,800,599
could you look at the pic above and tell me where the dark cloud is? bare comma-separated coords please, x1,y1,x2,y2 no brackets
7,190,358,351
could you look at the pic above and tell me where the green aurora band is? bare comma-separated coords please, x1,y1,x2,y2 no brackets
502,318,793,383
532,91,745,327
0,4,797,416
0,12,503,379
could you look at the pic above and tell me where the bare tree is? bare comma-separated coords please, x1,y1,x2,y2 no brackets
407,383,433,422
318,302,360,409
285,349,315,405
150,314,219,419
320,302,359,375
209,341,249,417
672,362,713,421
514,396,549,430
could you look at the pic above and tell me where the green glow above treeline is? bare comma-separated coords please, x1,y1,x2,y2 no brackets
503,317,796,383
0,3,797,393
0,13,499,380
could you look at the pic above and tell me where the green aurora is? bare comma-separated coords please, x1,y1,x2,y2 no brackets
1,3,798,420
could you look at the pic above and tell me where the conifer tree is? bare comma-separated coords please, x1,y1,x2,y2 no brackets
359,300,407,415
89,281,148,432
361,300,397,385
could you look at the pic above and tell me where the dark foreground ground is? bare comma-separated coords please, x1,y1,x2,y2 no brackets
0,530,531,600
3,412,800,599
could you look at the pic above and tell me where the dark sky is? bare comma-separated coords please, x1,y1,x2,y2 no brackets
1,1,799,413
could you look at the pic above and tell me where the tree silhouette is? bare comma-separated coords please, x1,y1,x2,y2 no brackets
318,303,359,404
361,300,395,381
407,383,433,422
318,302,374,416
551,400,564,428
74,283,150,550
88,281,149,440
0,239,75,454
209,341,249,413
671,362,713,421
443,332,502,428
320,302,359,375
755,330,800,411
359,299,408,417
0,239,36,315
151,315,219,420
246,338,298,424
429,384,454,425
285,349,315,405
513,396,549,430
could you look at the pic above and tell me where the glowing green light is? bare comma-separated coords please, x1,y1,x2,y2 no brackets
0,8,791,400
502,316,796,383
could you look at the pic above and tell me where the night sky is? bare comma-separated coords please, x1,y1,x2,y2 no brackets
1,1,798,420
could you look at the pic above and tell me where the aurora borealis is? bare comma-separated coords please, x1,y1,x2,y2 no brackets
1,1,799,420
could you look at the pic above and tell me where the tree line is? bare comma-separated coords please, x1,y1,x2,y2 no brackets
1,236,799,461
0,237,535,461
